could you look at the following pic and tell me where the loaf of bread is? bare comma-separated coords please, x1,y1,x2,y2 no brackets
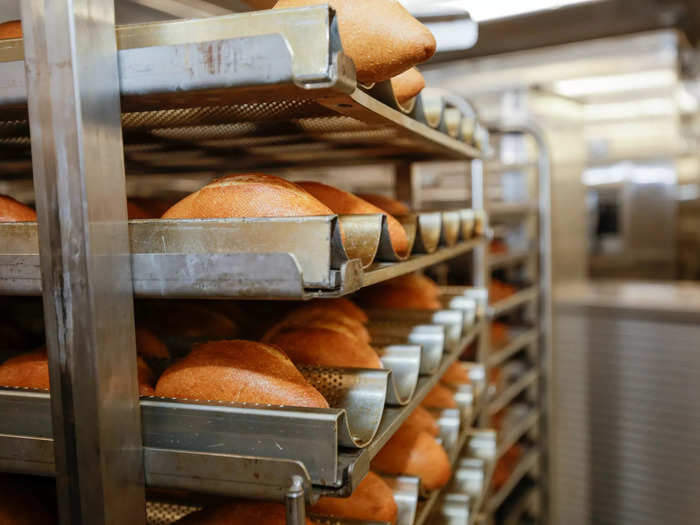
155,340,329,408
175,500,314,525
491,444,522,491
356,272,442,310
421,382,457,409
310,471,398,524
297,181,409,256
0,195,37,222
0,350,156,395
0,20,22,40
273,0,435,84
490,322,509,347
371,422,451,490
135,328,170,359
403,405,439,437
263,299,370,344
0,476,55,525
441,361,471,384
266,324,382,369
489,280,517,304
162,173,334,219
355,193,410,216
390,67,426,104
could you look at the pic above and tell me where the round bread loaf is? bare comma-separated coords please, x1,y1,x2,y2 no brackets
297,181,409,256
442,361,471,385
0,476,55,524
390,67,426,104
357,272,442,310
273,0,435,84
162,173,334,219
267,325,382,369
403,406,439,437
422,382,457,409
355,193,410,216
135,328,170,359
155,340,329,408
263,300,370,344
310,471,398,524
371,424,451,490
490,322,509,347
0,195,37,222
0,350,155,395
0,20,22,40
309,298,368,323
175,501,314,525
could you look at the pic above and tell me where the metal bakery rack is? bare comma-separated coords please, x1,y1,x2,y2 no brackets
0,2,511,525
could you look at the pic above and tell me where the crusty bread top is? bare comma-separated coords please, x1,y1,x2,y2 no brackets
441,361,471,385
310,471,398,524
0,350,49,390
421,382,457,409
403,405,439,437
161,173,334,219
387,272,440,296
355,193,410,216
0,195,37,222
297,181,409,256
135,328,170,359
267,326,382,369
0,20,21,40
273,0,435,84
175,500,314,525
308,298,368,323
356,271,442,310
390,67,426,104
371,423,451,490
155,340,329,408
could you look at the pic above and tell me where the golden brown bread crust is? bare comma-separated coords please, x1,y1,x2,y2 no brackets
441,361,471,385
0,20,22,40
390,67,426,104
371,424,451,490
162,173,334,219
403,406,439,437
0,195,37,222
0,351,49,390
490,322,509,347
355,193,411,216
0,477,55,525
310,471,398,524
155,340,329,408
422,382,457,409
297,181,409,256
175,501,314,525
0,350,155,395
263,300,370,344
135,328,170,359
356,272,442,310
273,0,435,84
267,326,382,369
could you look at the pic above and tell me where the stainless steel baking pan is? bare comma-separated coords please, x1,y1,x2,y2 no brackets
430,492,472,525
382,475,420,525
411,89,445,129
375,344,422,406
409,212,443,254
458,209,476,240
439,296,478,330
367,323,446,374
439,210,461,247
440,108,463,139
368,309,464,349
449,457,487,498
431,408,462,458
439,286,489,319
365,80,417,115
375,214,417,262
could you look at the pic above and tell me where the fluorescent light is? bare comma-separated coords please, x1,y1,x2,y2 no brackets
464,0,599,22
552,70,677,97
584,97,677,121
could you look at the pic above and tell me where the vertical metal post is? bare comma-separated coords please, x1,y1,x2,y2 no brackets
21,1,146,524
285,475,306,525
395,162,422,209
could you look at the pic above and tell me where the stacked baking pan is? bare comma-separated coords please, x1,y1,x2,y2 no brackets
0,209,486,299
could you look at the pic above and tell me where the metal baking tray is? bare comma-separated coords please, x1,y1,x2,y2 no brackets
0,7,481,179
368,324,447,375
367,310,465,350
449,457,488,499
0,322,484,502
488,327,538,367
0,219,484,299
426,492,472,525
382,476,420,525
439,287,489,320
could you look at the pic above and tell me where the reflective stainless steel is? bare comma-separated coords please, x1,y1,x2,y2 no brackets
368,309,464,349
411,211,443,254
430,492,472,525
376,345,422,406
432,408,462,458
367,323,446,375
382,476,420,525
450,457,487,498
21,0,145,522
440,210,462,246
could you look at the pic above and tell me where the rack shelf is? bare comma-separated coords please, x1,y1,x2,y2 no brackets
488,287,538,318
0,7,482,180
486,449,539,513
497,410,539,459
488,249,532,270
487,369,538,417
488,328,538,367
